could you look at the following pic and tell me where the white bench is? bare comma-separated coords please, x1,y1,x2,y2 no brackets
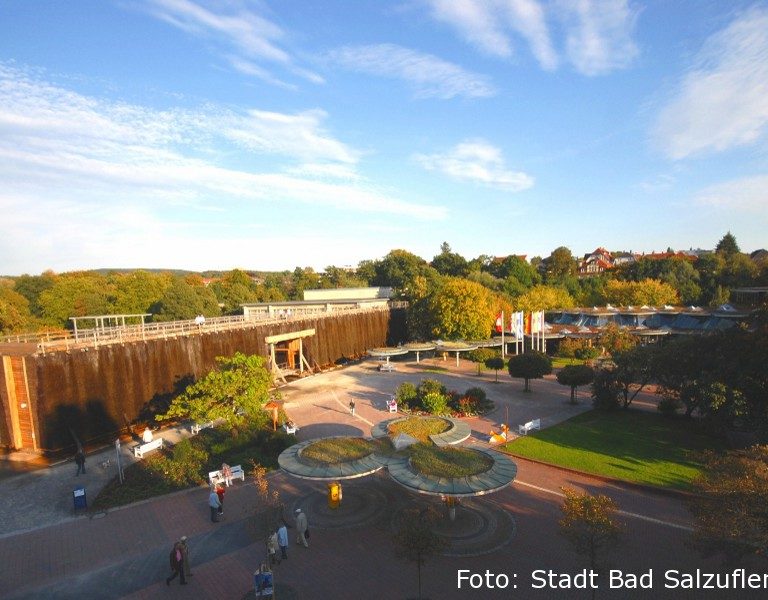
191,420,216,434
133,437,164,458
378,362,395,372
387,400,398,413
518,419,541,435
284,422,299,435
208,464,245,486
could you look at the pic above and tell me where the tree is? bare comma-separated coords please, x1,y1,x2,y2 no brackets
157,353,276,429
597,323,637,356
426,277,498,340
392,506,448,600
612,345,658,408
508,351,552,392
556,365,595,404
150,278,219,322
602,279,679,307
13,271,56,318
0,283,33,334
37,271,113,328
559,488,623,600
542,247,578,283
289,267,321,300
209,269,260,314
715,231,740,256
485,356,505,382
514,285,575,312
430,242,470,277
689,446,768,564
109,270,171,315
372,249,435,295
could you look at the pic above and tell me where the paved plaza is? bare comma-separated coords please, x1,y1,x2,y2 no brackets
0,358,764,599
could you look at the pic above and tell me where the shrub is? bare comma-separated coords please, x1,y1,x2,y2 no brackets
149,439,208,486
395,382,419,411
658,397,681,417
422,391,449,415
592,368,620,411
467,348,498,363
418,378,447,399
575,346,600,360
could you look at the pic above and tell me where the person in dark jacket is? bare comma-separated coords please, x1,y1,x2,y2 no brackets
165,542,187,585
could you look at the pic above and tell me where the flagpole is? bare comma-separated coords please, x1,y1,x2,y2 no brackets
501,310,505,358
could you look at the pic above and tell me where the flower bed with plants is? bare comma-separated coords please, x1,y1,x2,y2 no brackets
299,437,375,465
393,378,494,417
408,444,494,478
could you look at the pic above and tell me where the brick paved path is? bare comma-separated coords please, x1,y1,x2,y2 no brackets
0,360,764,599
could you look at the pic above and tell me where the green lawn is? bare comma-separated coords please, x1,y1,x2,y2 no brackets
409,444,493,478
551,357,587,368
300,437,373,465
502,410,723,490
388,416,450,443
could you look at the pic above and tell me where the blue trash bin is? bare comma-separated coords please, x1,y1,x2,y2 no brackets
73,486,87,511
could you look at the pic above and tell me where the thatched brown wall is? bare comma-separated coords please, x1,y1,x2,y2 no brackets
1,308,406,452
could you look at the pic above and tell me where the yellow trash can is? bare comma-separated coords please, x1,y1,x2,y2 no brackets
327,481,342,509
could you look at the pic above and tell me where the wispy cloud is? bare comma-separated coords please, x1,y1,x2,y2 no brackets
422,0,637,75
138,0,323,85
558,0,639,76
327,44,495,99
0,63,445,272
653,6,768,160
413,140,534,192
695,174,768,213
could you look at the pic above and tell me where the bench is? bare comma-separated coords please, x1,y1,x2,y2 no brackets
284,422,299,434
133,437,164,458
387,399,398,413
208,464,245,486
191,420,216,434
518,419,541,435
378,362,395,372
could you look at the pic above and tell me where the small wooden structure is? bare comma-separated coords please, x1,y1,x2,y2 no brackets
265,329,315,384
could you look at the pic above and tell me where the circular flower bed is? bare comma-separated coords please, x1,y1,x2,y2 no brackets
409,445,494,478
388,416,451,443
299,437,374,466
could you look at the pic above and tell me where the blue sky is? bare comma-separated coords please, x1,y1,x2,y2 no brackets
1,1,766,275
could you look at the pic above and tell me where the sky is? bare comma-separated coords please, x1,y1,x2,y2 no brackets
1,0,767,275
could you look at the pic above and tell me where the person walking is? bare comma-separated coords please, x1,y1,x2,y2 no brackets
294,508,309,548
165,542,187,586
349,400,356,417
208,486,221,522
74,449,86,476
179,536,192,577
267,529,280,566
215,483,226,515
277,522,289,560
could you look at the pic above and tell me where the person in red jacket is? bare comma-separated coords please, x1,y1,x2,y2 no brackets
215,483,225,515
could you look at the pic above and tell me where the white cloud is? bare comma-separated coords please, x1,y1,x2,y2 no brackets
653,7,768,160
0,63,446,273
139,0,323,84
423,0,636,75
327,44,495,99
413,140,534,192
695,175,768,212
558,0,639,76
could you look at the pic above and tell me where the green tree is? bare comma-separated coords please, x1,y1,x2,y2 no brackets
597,323,637,356
13,271,56,318
0,283,34,334
322,265,368,288
612,345,657,408
602,278,679,306
689,446,768,564
209,269,260,314
556,365,595,404
109,270,171,314
392,506,449,600
38,271,113,328
430,242,470,277
542,247,578,283
559,488,623,600
289,267,321,300
151,277,220,321
157,353,275,429
426,277,498,340
373,249,437,296
485,356,505,382
715,231,740,256
508,351,552,392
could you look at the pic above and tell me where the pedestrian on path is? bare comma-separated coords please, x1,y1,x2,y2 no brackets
277,522,289,560
294,508,309,548
74,450,86,476
165,542,187,586
215,483,225,515
179,536,192,577
208,486,221,522
267,529,280,565
349,400,355,416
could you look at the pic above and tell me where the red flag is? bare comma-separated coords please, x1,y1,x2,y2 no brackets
495,312,503,333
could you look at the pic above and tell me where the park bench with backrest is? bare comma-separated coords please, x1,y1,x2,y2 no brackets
518,419,541,435
378,362,396,372
191,420,216,434
208,464,245,486
284,421,299,434
133,437,164,458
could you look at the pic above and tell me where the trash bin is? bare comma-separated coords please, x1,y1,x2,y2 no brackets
327,481,342,509
73,486,87,511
